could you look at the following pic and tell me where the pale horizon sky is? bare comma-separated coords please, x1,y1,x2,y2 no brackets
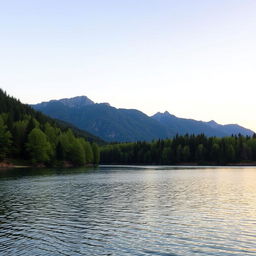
0,0,256,131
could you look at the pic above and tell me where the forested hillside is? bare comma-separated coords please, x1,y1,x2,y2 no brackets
100,134,256,165
0,89,100,166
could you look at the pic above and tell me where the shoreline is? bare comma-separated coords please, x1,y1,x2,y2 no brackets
0,162,28,168
0,160,97,169
100,162,256,167
1,159,256,169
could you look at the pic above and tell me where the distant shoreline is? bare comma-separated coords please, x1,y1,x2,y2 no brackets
100,162,256,167
2,162,256,169
0,163,29,168
0,160,97,169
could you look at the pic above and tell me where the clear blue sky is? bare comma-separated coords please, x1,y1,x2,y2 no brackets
0,0,256,131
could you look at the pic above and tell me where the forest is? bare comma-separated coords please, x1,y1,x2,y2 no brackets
2,88,256,167
0,89,100,166
100,134,256,165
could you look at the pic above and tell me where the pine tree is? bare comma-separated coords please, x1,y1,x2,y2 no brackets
0,116,12,161
92,143,100,165
26,128,53,164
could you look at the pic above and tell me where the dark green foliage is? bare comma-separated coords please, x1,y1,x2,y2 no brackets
0,89,104,144
26,128,53,164
68,139,86,166
0,89,100,166
0,116,12,160
100,134,256,165
56,141,65,160
78,138,94,164
92,143,100,165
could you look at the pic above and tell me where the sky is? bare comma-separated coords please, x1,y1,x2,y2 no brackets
0,0,256,131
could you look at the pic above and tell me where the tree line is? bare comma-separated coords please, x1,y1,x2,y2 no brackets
100,134,256,165
0,89,99,166
0,113,99,166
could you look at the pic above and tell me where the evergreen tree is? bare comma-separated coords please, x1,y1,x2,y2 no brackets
78,138,94,164
12,120,28,156
92,143,100,165
56,141,65,161
0,116,12,160
162,147,171,164
68,139,86,166
182,145,191,162
210,143,221,163
0,89,101,166
26,128,53,164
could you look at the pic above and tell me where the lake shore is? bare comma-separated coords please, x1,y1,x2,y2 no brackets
0,161,30,168
0,159,97,169
2,160,256,169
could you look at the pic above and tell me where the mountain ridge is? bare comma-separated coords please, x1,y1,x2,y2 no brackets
32,96,255,142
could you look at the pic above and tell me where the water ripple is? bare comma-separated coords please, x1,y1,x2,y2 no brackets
1,167,256,255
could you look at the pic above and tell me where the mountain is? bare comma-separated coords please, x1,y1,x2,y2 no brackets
39,96,95,108
152,111,224,137
33,99,169,142
152,111,254,137
206,120,254,136
32,96,255,142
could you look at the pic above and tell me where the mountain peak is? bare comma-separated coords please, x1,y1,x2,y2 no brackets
33,96,95,109
58,96,94,107
207,120,218,125
163,111,172,116
152,111,176,119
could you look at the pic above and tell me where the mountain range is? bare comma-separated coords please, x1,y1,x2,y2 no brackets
32,96,255,142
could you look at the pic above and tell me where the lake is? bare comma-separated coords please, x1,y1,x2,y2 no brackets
0,166,256,255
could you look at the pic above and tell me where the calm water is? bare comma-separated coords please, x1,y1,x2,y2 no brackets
0,166,256,256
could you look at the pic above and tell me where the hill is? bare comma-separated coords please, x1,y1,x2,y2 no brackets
0,89,101,166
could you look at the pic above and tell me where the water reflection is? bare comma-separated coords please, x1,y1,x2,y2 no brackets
0,166,256,255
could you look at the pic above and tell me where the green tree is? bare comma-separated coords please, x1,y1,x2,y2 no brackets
78,138,94,164
210,143,221,163
68,139,86,166
12,119,28,156
26,128,53,164
44,122,59,147
226,144,235,163
176,144,183,163
195,144,205,162
0,116,12,161
56,141,65,161
58,132,70,158
162,147,171,164
57,129,76,160
182,145,191,162
84,141,94,164
92,143,100,165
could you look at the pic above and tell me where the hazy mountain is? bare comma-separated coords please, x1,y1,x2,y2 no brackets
32,96,255,142
38,96,94,108
206,120,254,137
33,99,169,142
152,111,226,137
152,111,254,137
